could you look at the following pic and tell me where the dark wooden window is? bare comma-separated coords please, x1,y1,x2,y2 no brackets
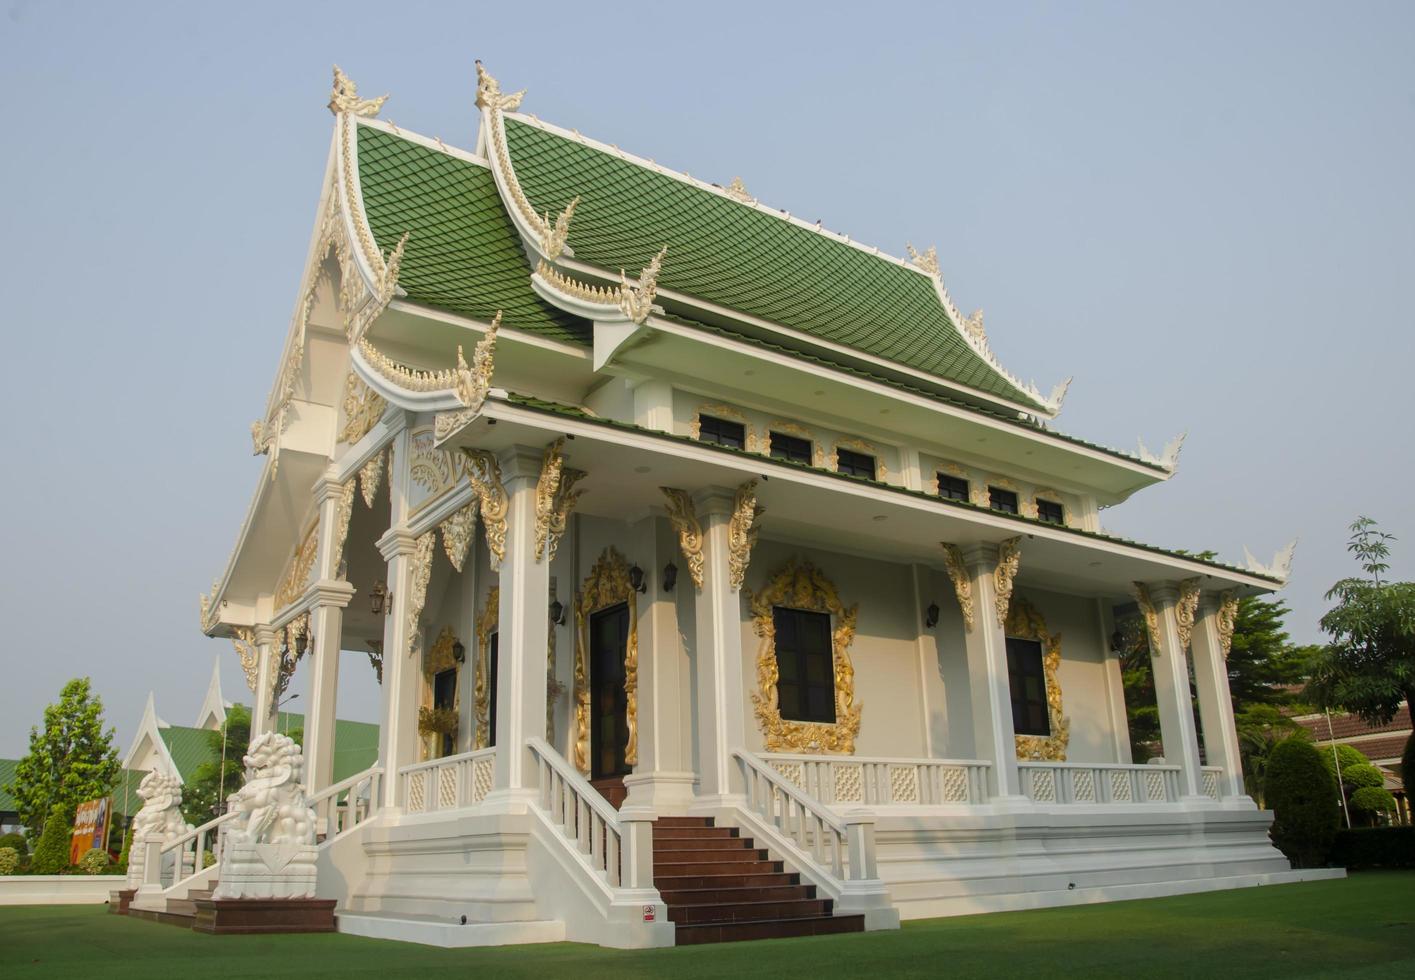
433,667,458,757
836,448,876,479
1006,637,1050,737
487,632,499,748
590,603,632,779
989,486,1019,514
938,473,970,502
772,607,835,724
698,415,746,450
770,431,814,465
1037,499,1064,525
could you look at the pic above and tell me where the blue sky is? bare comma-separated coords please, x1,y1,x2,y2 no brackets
0,1,1411,756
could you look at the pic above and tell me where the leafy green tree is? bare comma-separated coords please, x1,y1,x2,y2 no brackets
1265,738,1338,868
1226,597,1314,709
1307,518,1415,732
1235,704,1303,806
2,679,121,838
180,705,251,826
30,802,73,874
1349,786,1398,822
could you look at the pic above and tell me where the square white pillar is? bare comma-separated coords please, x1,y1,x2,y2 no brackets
1192,595,1249,801
960,543,1024,802
251,626,280,740
1142,582,1207,801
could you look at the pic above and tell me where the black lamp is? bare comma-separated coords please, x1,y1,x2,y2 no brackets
452,638,466,663
628,564,647,594
370,581,388,616
549,598,566,625
663,561,679,593
1110,630,1125,653
925,602,940,629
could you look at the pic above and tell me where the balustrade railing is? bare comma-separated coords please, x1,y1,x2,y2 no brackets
310,764,383,836
1019,761,1183,804
148,809,239,891
528,737,653,890
759,752,991,807
735,750,880,884
1200,766,1223,801
399,748,495,814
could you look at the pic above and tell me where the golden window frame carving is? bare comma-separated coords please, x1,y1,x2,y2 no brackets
832,437,886,482
690,402,759,453
766,420,825,467
1006,597,1070,761
748,559,861,754
1026,487,1067,524
474,587,498,749
420,626,462,760
572,546,640,775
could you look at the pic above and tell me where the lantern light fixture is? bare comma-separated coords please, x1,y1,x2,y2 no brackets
925,602,940,629
663,561,679,593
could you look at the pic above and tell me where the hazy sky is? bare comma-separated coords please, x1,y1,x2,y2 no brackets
1,1,1411,758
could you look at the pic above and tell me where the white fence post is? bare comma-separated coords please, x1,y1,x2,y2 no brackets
842,814,878,881
620,813,657,889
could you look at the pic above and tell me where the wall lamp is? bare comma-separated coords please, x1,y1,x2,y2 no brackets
452,638,466,663
663,561,679,593
925,602,940,629
549,598,566,626
628,564,647,594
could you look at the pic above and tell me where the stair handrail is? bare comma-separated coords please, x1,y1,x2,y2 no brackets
733,748,878,884
527,737,653,891
152,808,240,892
308,763,384,836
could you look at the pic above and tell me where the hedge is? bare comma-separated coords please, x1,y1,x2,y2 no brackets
1265,738,1339,868
1330,827,1415,869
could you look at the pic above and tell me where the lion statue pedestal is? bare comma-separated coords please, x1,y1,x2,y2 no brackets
196,733,335,933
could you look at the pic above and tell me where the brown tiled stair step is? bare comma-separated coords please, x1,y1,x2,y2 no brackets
652,816,864,944
165,887,215,918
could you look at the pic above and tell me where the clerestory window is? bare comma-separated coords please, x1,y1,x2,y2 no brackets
698,415,746,450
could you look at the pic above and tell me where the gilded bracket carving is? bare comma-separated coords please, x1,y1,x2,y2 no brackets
474,587,498,749
1216,591,1239,659
939,542,974,632
329,479,357,576
1175,577,1202,652
1131,582,1162,654
1006,598,1070,761
440,503,477,573
534,438,586,563
359,450,385,509
231,627,259,693
728,481,765,592
993,537,1022,628
404,531,436,660
747,559,861,754
339,372,386,445
660,487,704,590
464,449,509,570
573,547,640,774
274,524,320,612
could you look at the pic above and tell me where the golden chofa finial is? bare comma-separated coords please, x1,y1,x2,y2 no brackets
725,176,752,202
328,65,388,117
475,59,525,112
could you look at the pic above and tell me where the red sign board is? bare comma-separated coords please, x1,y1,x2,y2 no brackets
642,905,656,922
70,797,113,865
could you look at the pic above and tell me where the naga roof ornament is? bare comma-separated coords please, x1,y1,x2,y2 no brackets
475,59,524,112
328,65,387,117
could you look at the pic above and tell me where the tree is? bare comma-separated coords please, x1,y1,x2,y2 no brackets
1225,597,1314,709
1235,704,1303,806
30,802,73,874
2,678,121,838
1307,518,1415,732
180,705,250,826
1265,738,1338,868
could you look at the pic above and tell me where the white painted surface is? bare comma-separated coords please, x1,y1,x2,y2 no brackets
0,875,124,906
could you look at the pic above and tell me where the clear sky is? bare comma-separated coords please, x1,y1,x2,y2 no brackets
0,1,1411,757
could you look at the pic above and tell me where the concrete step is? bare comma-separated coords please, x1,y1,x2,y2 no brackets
658,883,817,905
674,913,865,945
669,897,833,926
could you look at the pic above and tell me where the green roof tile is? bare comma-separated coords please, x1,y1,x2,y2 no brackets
355,124,592,346
502,117,1050,412
0,758,17,813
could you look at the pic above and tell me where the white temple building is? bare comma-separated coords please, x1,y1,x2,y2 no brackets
173,63,1339,946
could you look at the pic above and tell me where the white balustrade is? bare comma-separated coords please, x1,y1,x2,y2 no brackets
1019,761,1183,804
1200,766,1223,801
308,764,384,836
759,752,991,806
398,748,495,814
528,737,653,889
735,750,880,883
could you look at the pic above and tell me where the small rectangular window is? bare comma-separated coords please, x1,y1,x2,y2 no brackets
938,474,970,502
698,415,746,450
1006,637,1050,737
1037,499,1064,525
773,607,836,724
836,448,876,480
770,431,813,465
989,486,1019,514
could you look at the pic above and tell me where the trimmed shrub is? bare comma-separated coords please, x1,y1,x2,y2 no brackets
1341,763,1386,791
1349,786,1399,818
1320,744,1370,780
1331,827,1415,869
0,846,17,875
77,847,110,875
115,830,132,874
0,832,26,854
30,803,73,874
1265,738,1339,868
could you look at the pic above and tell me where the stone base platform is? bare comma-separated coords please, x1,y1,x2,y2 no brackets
192,897,338,935
109,888,136,914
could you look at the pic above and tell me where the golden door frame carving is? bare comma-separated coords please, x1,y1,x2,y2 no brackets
418,626,462,760
474,587,498,749
748,559,861,754
1006,597,1070,761
572,546,639,776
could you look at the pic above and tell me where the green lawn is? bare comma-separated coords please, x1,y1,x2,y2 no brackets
2,874,1412,979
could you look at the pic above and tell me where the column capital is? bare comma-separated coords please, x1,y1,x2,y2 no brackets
376,526,420,561
960,541,1000,573
253,624,281,646
1141,580,1182,605
306,578,357,609
497,443,547,485
312,472,347,507
692,485,740,517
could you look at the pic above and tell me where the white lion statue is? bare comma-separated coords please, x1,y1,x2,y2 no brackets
127,770,192,887
213,732,320,900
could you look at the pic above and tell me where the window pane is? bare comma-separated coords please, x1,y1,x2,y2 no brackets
989,487,1019,514
938,474,970,501
836,448,876,479
698,415,745,450
1005,637,1050,736
772,607,835,723
1037,499,1064,524
770,432,813,465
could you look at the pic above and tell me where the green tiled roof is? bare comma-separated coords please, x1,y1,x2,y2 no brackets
159,726,216,783
500,391,1279,584
356,124,592,346
0,761,146,819
238,708,380,785
0,758,17,813
502,117,1050,412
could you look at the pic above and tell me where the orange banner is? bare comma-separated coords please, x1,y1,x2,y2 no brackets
70,797,112,865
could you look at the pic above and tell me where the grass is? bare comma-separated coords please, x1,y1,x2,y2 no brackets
2,873,1413,979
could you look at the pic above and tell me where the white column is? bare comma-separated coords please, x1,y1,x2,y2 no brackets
375,426,419,809
1144,582,1206,801
960,543,1024,802
910,564,937,757
489,445,551,805
251,625,280,739
689,487,749,808
1191,595,1248,801
623,514,696,813
1096,599,1133,764
630,379,675,433
303,476,356,802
